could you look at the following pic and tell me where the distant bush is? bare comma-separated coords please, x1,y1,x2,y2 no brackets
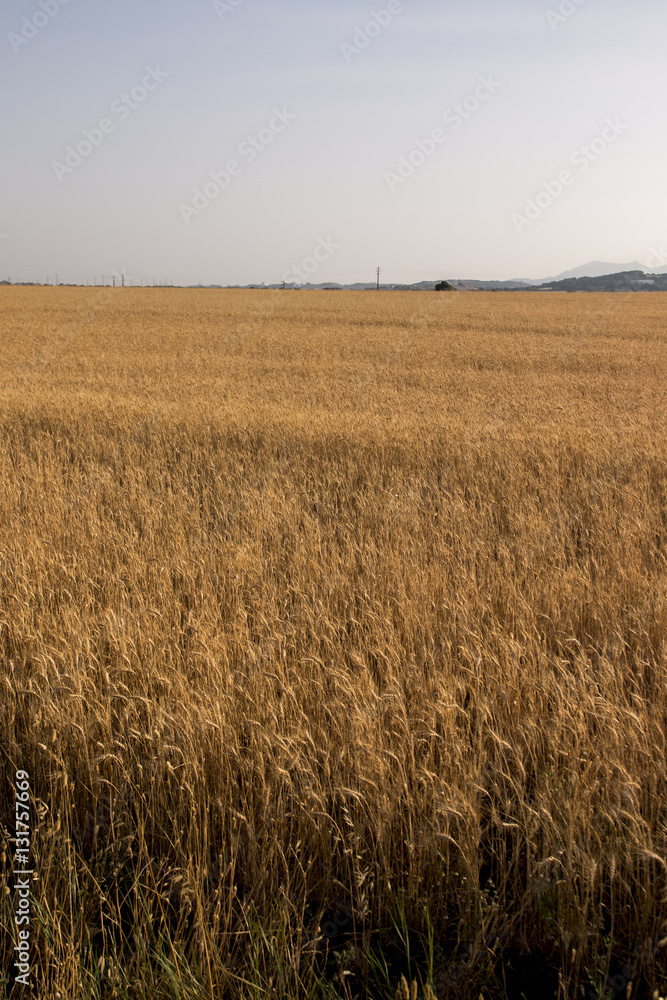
435,280,456,291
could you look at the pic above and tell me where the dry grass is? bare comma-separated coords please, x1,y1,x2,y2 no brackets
1,287,666,999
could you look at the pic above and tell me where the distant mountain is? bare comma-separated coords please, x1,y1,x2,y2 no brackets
534,270,667,293
549,260,664,281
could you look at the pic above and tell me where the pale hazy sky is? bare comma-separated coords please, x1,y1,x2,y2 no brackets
1,0,666,285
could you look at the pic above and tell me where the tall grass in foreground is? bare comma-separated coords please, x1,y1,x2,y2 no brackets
1,288,666,999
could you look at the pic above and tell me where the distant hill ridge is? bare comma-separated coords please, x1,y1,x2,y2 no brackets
533,270,667,292
549,260,666,281
256,260,667,291
263,269,667,292
5,260,666,289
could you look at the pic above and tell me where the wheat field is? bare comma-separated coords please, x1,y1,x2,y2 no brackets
1,287,666,999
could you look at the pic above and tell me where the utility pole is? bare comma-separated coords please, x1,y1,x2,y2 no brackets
121,273,125,288
55,273,58,286
376,267,381,291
